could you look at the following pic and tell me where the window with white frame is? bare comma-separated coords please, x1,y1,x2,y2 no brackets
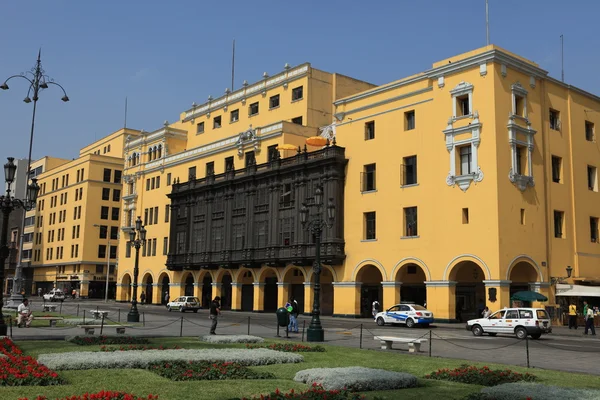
511,83,528,118
450,81,473,119
443,111,483,192
507,113,536,191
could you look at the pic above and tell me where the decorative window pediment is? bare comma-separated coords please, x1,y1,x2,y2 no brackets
443,112,484,191
511,82,528,119
507,114,536,191
450,81,474,119
236,125,260,156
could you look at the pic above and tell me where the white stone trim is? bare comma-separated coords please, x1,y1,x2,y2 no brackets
276,282,290,287
424,281,457,287
479,63,487,76
381,282,402,287
442,254,492,281
529,282,550,292
449,81,474,118
507,114,536,191
483,280,512,287
211,283,222,288
443,111,484,192
332,282,362,287
253,282,265,287
511,82,528,118
506,255,544,282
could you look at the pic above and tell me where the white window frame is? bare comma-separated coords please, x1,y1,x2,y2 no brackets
507,114,536,191
511,83,528,119
444,111,483,191
450,81,474,119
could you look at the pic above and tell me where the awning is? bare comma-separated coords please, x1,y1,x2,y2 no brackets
511,291,548,302
555,283,600,297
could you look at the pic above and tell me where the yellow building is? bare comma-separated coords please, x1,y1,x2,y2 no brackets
113,46,600,324
116,64,374,310
30,129,140,297
334,45,600,321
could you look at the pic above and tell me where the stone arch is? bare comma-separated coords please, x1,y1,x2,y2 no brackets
508,258,541,307
257,266,282,282
219,271,233,310
259,267,279,312
119,273,132,302
443,254,491,281
351,259,387,282
391,257,432,282
198,270,215,283
355,263,384,317
181,271,195,297
157,271,170,304
282,266,307,315
506,255,543,282
201,273,213,309
306,265,337,283
157,144,162,158
393,261,428,306
236,268,255,312
447,259,487,322
141,272,154,304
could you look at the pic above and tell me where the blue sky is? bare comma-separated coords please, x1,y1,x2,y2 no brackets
1,0,599,168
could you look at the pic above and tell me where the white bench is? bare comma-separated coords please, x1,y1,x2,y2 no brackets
77,324,132,335
374,336,428,353
89,310,109,320
33,316,64,327
42,305,58,312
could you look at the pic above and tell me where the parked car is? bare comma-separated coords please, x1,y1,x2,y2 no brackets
43,289,65,302
375,303,434,328
166,296,201,313
466,307,552,339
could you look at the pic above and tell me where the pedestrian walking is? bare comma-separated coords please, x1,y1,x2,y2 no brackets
164,292,170,307
37,288,42,297
568,303,578,329
140,291,146,305
209,296,221,335
287,296,299,333
372,300,380,320
584,301,596,336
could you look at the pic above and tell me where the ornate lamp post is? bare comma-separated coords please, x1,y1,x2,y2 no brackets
1,50,69,306
127,216,146,323
0,158,40,334
300,185,335,342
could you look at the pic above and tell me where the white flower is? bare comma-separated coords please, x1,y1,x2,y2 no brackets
38,348,303,370
199,335,264,344
294,367,417,391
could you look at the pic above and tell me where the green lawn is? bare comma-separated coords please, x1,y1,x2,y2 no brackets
6,337,600,400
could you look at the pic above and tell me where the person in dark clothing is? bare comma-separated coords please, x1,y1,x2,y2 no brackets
209,296,221,334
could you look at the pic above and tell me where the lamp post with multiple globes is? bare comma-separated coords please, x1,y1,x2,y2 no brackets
127,216,146,323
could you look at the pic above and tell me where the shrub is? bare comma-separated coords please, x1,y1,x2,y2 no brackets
100,345,181,352
246,343,325,352
200,335,264,344
478,382,600,400
38,348,303,370
231,384,366,400
149,360,274,381
294,367,417,392
67,335,150,346
17,390,158,400
0,338,63,387
425,365,536,386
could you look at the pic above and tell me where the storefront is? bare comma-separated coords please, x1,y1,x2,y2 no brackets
556,283,600,327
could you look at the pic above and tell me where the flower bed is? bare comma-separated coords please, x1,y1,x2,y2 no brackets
425,365,536,386
38,348,303,370
475,382,600,400
0,338,63,386
66,336,150,346
148,360,274,381
233,385,366,400
199,335,264,344
100,345,182,352
294,367,417,391
17,390,158,400
246,343,325,352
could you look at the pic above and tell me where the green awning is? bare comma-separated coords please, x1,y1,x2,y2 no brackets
510,291,548,302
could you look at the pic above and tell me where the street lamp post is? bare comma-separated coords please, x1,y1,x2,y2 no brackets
0,158,40,335
300,184,336,342
1,50,69,306
127,216,146,323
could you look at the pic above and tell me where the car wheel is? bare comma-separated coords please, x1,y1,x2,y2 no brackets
515,327,528,340
405,318,415,328
376,317,385,326
167,306,171,312
530,333,541,340
472,325,484,336
488,333,497,337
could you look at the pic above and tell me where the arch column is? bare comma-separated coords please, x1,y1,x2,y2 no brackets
253,282,265,312
151,283,161,304
193,283,201,299
231,283,243,311
80,280,90,298
169,282,183,297
382,282,401,309
483,280,511,310
332,282,361,317
212,282,222,299
425,281,456,322
116,283,128,302
277,282,290,305
303,281,313,316
529,282,551,309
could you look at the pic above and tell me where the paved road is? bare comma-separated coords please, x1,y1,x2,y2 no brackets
9,298,600,376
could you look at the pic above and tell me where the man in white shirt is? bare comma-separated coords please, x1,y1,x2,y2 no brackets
17,298,33,328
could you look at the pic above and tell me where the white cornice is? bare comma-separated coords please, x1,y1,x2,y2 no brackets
335,87,432,119
334,75,427,106
182,64,310,122
125,127,187,150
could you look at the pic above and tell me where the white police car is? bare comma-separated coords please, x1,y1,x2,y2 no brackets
166,296,201,313
375,303,434,328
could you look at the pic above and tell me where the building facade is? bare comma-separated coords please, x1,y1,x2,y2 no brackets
30,129,140,297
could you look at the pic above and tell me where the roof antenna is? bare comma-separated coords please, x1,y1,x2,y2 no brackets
231,39,236,91
485,0,490,46
560,34,564,82
124,96,128,129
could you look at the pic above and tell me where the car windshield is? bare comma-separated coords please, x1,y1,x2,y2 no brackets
411,305,426,310
189,297,200,302
489,310,505,320
387,306,401,312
